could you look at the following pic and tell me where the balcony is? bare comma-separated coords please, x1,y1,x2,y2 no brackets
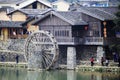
56,37,103,45
56,37,75,45
9,35,28,39
84,37,103,45
0,35,104,46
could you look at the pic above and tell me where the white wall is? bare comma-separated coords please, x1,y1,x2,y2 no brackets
52,1,70,11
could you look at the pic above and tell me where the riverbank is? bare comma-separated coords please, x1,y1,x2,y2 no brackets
0,62,27,68
0,62,120,72
76,65,120,72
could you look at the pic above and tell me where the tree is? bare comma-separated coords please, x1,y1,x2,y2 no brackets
114,5,120,32
112,4,120,54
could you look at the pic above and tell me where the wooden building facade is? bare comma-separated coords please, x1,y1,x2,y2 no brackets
0,20,25,40
0,4,118,64
31,8,117,63
0,0,52,41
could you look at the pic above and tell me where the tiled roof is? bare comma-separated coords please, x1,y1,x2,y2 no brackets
91,7,119,15
58,11,87,25
0,7,15,13
0,21,23,28
0,0,51,9
33,11,88,25
7,8,53,15
19,9,45,15
17,0,51,9
108,0,120,6
0,0,26,4
22,16,36,26
77,7,116,20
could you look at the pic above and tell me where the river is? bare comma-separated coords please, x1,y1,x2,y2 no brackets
0,68,120,80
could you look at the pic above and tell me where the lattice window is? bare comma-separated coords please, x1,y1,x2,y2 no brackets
89,22,100,37
55,30,69,37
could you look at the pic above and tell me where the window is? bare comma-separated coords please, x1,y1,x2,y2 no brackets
89,22,100,37
72,29,84,37
89,30,93,36
16,4,19,6
55,30,69,37
53,5,57,9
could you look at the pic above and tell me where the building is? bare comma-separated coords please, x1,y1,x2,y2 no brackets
0,7,12,21
0,7,25,40
23,7,117,64
0,20,24,40
52,0,70,11
0,0,52,9
0,0,119,64
0,0,52,40
70,0,119,7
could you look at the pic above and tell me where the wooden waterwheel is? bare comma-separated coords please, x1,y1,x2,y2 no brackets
25,30,59,70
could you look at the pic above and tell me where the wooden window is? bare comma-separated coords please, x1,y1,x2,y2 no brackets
55,31,57,36
89,22,100,37
55,30,69,37
53,5,57,9
66,31,69,37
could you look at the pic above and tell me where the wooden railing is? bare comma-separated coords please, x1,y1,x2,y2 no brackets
56,37,103,45
84,37,103,45
0,35,28,41
9,35,28,39
0,35,104,45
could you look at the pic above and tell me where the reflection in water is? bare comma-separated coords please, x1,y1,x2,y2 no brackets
25,70,67,80
0,68,120,80
91,74,99,80
26,71,39,80
1,68,5,80
16,70,19,79
67,71,76,80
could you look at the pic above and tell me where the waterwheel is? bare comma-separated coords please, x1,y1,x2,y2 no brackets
25,30,59,70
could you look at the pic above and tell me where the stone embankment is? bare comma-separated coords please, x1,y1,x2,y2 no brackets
59,61,120,72
76,66,120,72
0,61,120,72
0,62,27,68
76,61,120,72
0,39,120,72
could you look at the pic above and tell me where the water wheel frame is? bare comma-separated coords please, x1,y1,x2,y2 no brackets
25,30,59,70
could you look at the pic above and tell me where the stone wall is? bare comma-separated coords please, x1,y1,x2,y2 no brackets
0,39,98,65
0,39,26,62
58,45,67,64
76,45,97,61
0,52,25,62
58,45,97,65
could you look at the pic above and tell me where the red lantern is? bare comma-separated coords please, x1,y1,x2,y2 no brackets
85,26,88,30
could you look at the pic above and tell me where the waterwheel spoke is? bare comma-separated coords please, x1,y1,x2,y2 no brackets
44,54,53,66
41,52,53,68
41,55,47,68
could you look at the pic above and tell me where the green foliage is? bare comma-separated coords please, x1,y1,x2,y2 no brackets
114,5,120,31
118,4,120,9
112,5,120,54
115,12,120,17
95,68,103,72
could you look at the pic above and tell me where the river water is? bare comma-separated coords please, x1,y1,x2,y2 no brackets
0,68,120,80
